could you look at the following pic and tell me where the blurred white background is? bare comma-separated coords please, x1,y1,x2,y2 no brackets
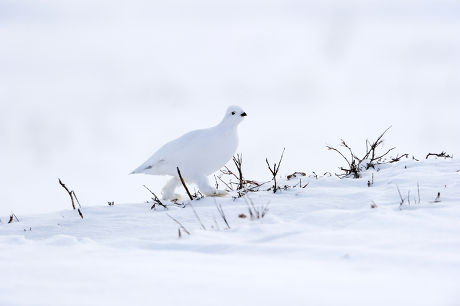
1,0,459,215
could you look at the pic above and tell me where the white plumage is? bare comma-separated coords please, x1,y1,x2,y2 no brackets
131,105,247,200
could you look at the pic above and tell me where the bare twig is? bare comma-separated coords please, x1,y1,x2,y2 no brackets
8,213,19,224
390,153,409,163
287,172,306,180
189,203,206,230
143,185,168,209
266,148,285,193
396,185,405,206
434,192,441,203
426,152,453,159
417,182,421,204
58,179,84,219
177,167,193,201
233,154,244,190
167,214,190,235
58,178,76,210
215,200,230,229
243,196,269,220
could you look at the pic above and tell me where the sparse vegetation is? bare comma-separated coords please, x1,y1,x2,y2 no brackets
8,213,20,224
266,148,285,193
143,185,168,210
244,197,269,220
327,127,408,179
58,179,84,219
426,152,453,159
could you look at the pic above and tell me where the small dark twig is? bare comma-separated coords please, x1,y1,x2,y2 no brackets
287,172,306,180
434,192,441,203
243,197,269,220
58,179,83,219
266,148,285,193
177,167,193,201
143,185,167,209
8,213,19,224
58,178,76,210
328,127,400,179
426,152,453,159
189,203,206,230
233,154,244,190
215,200,230,229
396,185,405,206
167,214,190,235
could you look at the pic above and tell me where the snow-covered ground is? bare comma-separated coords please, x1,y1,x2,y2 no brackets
1,158,459,305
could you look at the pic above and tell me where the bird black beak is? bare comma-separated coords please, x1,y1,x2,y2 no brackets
241,112,247,117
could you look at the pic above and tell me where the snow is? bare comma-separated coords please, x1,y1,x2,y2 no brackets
1,158,460,305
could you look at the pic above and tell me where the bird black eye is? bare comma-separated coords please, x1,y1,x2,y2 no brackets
231,112,235,115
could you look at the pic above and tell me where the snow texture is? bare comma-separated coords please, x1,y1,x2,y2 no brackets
1,159,460,305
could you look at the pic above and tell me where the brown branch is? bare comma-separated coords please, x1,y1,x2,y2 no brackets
8,213,19,224
58,178,76,210
176,167,193,201
58,179,84,219
266,148,285,193
143,185,167,209
426,152,453,159
232,154,244,190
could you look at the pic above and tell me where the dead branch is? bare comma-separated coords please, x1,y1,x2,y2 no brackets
215,200,230,229
434,192,441,203
426,152,453,159
58,178,76,210
390,153,409,163
189,203,206,230
287,172,306,180
266,148,285,193
8,213,19,224
58,178,83,219
396,185,405,206
243,196,269,220
167,214,190,235
143,185,167,209
177,167,193,201
233,154,244,190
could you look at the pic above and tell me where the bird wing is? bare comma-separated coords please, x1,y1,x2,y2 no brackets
130,128,207,174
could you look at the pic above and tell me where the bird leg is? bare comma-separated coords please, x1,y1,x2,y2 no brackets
195,175,228,197
161,177,182,201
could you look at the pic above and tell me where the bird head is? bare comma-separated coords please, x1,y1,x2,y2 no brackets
222,105,247,125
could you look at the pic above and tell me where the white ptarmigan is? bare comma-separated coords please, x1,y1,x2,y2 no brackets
131,106,247,200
